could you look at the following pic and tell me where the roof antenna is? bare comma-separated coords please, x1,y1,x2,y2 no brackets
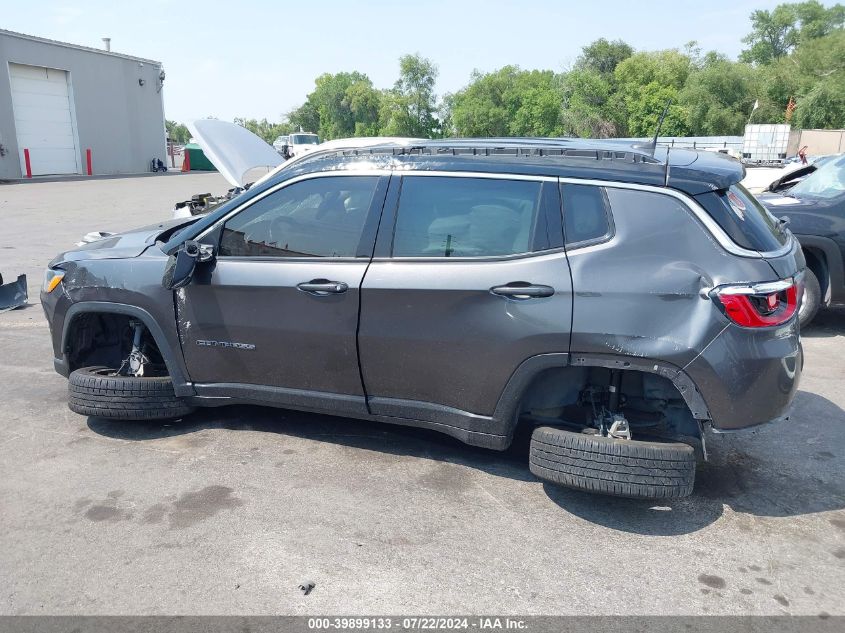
650,98,672,155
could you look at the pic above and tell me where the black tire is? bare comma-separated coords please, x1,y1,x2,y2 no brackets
68,366,195,420
798,268,821,328
529,426,696,499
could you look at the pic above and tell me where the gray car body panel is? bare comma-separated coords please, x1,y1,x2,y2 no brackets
42,142,804,447
42,248,195,397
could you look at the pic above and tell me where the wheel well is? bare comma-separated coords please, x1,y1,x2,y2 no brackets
513,365,701,444
803,247,830,300
64,312,164,373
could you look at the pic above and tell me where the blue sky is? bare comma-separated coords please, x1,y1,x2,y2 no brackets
5,0,790,123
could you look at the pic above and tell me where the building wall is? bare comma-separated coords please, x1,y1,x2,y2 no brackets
796,129,845,156
0,31,166,179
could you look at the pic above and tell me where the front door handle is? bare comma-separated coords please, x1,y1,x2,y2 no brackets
297,279,349,295
491,283,555,299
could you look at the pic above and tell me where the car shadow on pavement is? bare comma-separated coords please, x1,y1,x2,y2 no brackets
801,304,845,338
545,389,845,535
87,403,538,483
87,389,845,537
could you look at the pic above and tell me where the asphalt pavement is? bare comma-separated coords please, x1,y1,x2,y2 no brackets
0,172,843,615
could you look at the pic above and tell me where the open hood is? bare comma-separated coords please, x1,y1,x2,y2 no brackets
187,119,283,188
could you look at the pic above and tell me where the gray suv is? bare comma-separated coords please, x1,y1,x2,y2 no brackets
41,139,804,499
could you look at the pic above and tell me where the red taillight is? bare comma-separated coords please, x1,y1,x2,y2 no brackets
711,278,798,328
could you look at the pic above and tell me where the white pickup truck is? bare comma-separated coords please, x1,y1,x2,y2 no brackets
287,132,320,158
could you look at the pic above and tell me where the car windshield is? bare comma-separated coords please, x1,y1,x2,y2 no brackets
291,134,319,145
790,154,845,199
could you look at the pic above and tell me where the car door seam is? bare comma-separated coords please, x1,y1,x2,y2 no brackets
357,174,394,414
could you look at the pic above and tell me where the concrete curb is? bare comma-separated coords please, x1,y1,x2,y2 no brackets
0,170,217,185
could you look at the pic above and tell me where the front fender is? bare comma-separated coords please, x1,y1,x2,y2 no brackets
59,301,194,396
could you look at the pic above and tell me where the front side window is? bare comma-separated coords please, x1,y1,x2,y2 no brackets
219,176,378,258
392,176,542,257
561,183,612,246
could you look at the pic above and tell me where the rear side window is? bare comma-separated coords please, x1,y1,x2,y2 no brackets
561,183,612,245
695,183,787,252
392,176,542,257
219,176,378,258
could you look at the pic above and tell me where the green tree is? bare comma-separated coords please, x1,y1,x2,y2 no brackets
289,72,382,140
380,54,439,137
615,49,692,90
165,120,190,144
447,66,563,137
556,38,635,137
793,0,845,40
560,69,623,137
615,50,691,136
626,84,689,137
287,101,320,137
345,80,383,136
679,55,758,134
575,38,633,75
233,117,291,144
740,1,844,64
793,79,845,127
791,29,845,127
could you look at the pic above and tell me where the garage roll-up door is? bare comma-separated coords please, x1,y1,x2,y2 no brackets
9,63,80,176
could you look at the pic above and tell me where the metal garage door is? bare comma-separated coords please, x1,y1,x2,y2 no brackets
9,63,80,176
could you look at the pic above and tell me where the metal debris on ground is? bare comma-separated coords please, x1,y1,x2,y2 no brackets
0,274,27,313
298,581,315,595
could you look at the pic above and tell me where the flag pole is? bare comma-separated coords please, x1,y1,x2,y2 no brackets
747,99,759,125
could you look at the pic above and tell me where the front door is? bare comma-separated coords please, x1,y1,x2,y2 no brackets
177,173,387,412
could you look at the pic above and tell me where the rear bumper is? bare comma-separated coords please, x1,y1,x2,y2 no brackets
685,321,802,430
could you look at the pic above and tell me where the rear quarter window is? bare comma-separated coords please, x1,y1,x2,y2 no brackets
694,183,787,252
561,183,613,246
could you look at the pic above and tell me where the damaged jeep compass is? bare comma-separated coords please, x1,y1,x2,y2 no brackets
41,139,804,499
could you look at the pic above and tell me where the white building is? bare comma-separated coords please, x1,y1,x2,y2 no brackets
0,29,166,180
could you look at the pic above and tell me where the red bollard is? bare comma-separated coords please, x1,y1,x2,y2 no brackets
23,148,32,178
86,149,92,175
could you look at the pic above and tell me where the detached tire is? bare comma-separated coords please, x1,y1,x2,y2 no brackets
529,426,695,499
68,366,195,420
798,268,821,328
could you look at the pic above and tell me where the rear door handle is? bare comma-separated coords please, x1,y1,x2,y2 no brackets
297,279,349,295
490,283,555,299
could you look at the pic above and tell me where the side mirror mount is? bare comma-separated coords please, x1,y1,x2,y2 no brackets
196,242,215,263
162,240,214,289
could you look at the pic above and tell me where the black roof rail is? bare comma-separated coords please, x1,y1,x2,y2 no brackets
321,143,662,164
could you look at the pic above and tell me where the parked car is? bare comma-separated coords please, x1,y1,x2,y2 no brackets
272,135,290,158
41,139,804,499
758,153,845,326
764,154,839,194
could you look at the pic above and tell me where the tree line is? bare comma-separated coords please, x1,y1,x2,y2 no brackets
167,0,845,145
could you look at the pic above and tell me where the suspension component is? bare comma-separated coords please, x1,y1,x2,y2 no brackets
126,320,150,377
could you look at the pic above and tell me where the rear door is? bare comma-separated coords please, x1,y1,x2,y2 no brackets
358,173,572,420
177,173,388,413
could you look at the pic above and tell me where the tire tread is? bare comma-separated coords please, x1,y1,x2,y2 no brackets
529,426,695,499
68,366,194,421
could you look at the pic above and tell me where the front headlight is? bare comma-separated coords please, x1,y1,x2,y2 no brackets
42,268,65,293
